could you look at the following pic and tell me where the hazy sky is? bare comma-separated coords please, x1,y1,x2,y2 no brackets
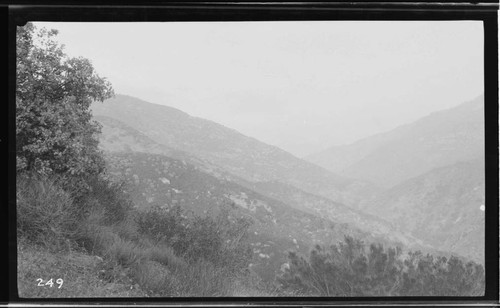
36,21,483,157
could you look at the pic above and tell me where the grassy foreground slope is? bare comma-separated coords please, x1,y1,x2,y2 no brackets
17,238,146,298
17,172,485,298
16,174,271,298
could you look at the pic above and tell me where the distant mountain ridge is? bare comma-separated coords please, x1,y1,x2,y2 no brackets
358,159,485,263
92,94,379,206
305,95,484,188
96,115,220,173
304,95,485,263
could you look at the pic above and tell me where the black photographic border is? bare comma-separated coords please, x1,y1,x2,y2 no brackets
5,2,499,307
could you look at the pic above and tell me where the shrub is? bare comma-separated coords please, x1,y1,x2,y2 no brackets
277,236,485,296
178,214,224,263
136,204,253,274
104,237,146,267
397,251,485,296
143,243,187,271
211,209,253,275
110,212,140,242
131,259,177,296
80,176,134,225
74,207,122,255
136,204,187,246
17,173,80,251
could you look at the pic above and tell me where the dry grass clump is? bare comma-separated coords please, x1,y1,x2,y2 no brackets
131,260,177,296
169,260,235,297
142,242,187,270
17,174,80,252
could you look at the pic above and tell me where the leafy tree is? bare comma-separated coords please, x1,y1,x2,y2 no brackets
16,22,114,180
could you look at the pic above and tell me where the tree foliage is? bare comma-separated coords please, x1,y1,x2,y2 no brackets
16,22,114,178
277,236,485,296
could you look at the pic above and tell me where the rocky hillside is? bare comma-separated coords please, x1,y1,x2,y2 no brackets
247,180,432,249
92,94,378,206
92,94,483,271
358,159,485,263
103,151,399,282
96,115,221,174
305,95,484,188
96,113,434,250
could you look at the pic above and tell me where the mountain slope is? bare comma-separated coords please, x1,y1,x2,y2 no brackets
247,180,428,248
358,159,485,263
103,151,402,282
92,94,483,267
96,115,226,177
95,111,431,251
305,95,484,188
92,94,379,206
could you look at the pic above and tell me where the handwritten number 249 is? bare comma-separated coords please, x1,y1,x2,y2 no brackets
37,278,63,288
